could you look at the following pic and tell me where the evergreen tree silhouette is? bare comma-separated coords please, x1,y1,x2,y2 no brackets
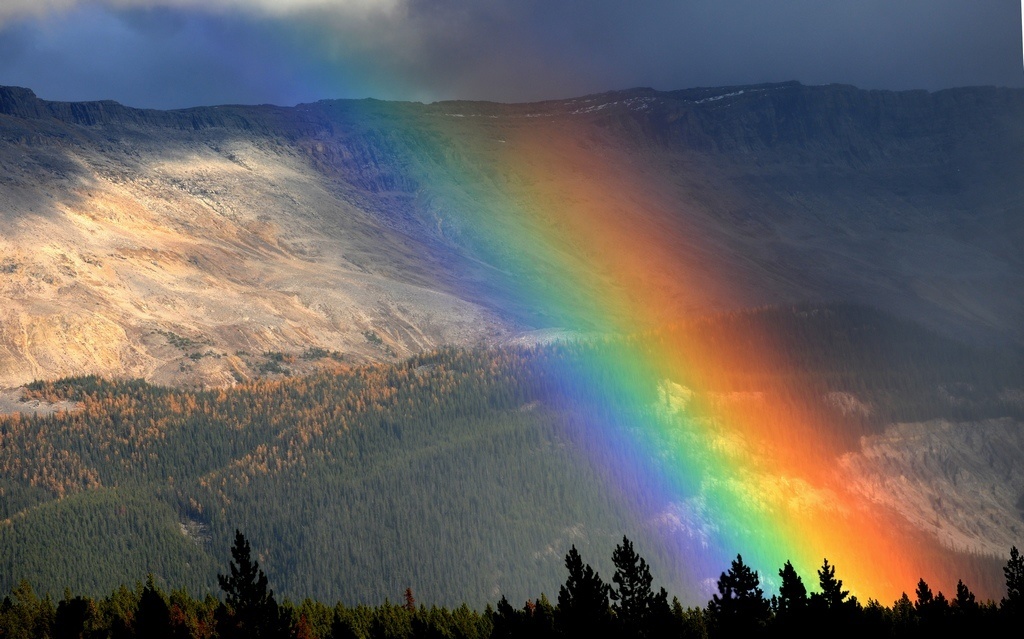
1004,545,1024,618
816,558,849,610
777,561,808,615
54,595,92,639
5,581,55,639
490,595,523,639
950,579,982,634
610,536,656,638
527,594,557,639
891,592,915,635
330,611,360,639
950,577,974,610
914,578,933,611
809,558,854,634
953,579,978,613
776,560,809,636
647,587,677,639
708,554,769,637
556,545,610,638
135,576,172,639
913,577,948,632
216,530,290,639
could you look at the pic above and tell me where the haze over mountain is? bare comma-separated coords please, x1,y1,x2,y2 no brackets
1,81,1021,388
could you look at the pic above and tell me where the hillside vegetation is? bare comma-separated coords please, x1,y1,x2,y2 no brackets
1,305,1021,605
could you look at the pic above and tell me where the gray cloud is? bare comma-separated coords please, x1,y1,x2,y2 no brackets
0,0,1019,108
0,0,400,25
360,0,1023,101
0,8,322,107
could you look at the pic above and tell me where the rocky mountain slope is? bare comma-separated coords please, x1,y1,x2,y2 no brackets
1,81,1022,388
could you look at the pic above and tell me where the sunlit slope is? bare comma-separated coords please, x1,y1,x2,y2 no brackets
0,91,506,388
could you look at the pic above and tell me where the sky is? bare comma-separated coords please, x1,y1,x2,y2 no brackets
0,0,1021,109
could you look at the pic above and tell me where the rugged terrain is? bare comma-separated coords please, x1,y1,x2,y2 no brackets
1,83,1023,603
1,82,1022,388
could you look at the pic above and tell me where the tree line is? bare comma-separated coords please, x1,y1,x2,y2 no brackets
2,532,1022,638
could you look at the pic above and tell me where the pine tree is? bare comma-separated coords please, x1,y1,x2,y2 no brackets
528,594,557,639
490,595,523,639
610,536,656,638
330,611,360,639
1004,545,1024,617
216,530,290,639
951,579,982,634
777,561,808,615
54,595,93,639
3,581,55,639
135,576,173,639
556,545,610,637
816,558,849,610
953,579,977,613
775,560,809,635
707,554,769,637
647,587,677,639
891,592,915,633
914,578,933,612
914,577,946,630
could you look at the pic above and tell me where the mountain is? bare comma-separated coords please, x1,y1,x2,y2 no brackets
1,82,1023,605
1,82,1022,387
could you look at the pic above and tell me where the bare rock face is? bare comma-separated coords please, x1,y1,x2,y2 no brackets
1,83,1022,387
0,88,507,387
841,418,1024,556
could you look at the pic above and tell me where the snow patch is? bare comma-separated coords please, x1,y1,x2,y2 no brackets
693,89,746,104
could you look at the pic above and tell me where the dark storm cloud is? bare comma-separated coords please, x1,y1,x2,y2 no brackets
370,0,1023,101
0,6,340,108
0,0,1019,109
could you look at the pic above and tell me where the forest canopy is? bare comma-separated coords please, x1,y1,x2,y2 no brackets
0,305,1021,606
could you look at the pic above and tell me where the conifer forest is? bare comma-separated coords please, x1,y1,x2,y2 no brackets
1,305,1023,637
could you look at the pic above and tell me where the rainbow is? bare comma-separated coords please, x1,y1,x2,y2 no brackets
359,99,998,603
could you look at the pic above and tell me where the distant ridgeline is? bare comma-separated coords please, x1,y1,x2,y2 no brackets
1,305,1021,607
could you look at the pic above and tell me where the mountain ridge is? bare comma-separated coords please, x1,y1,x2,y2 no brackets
4,79,1021,117
1,81,1021,388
